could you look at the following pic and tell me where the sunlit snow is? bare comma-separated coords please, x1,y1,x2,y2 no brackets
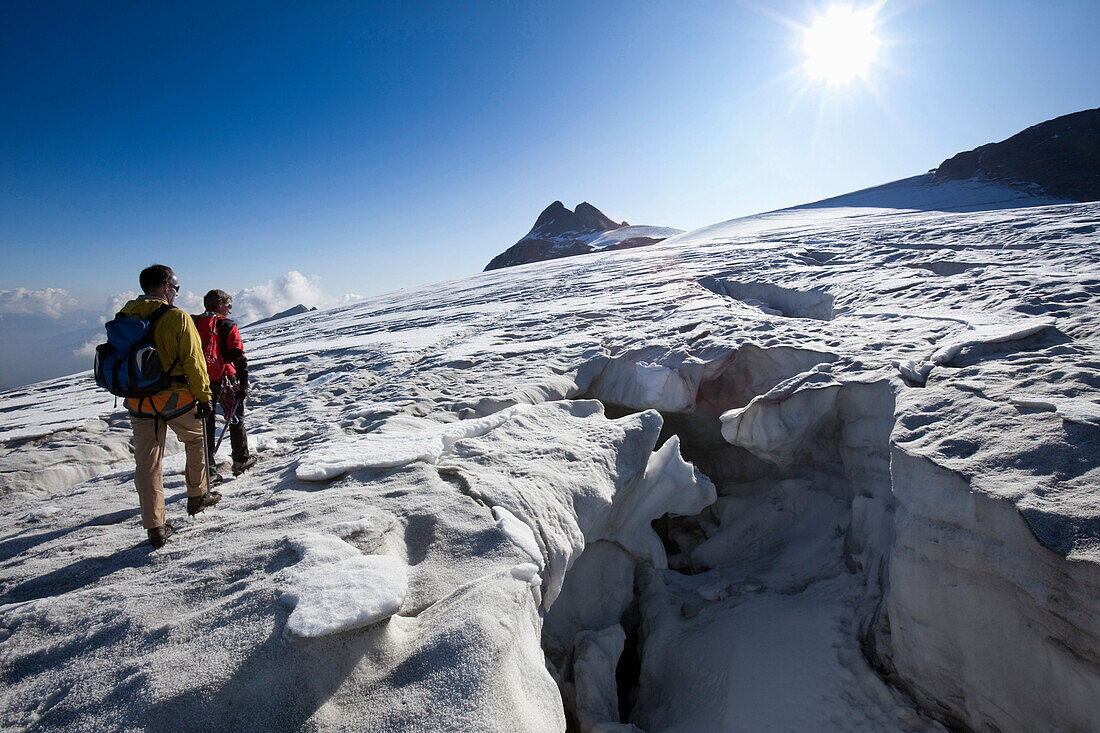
1,176,1098,731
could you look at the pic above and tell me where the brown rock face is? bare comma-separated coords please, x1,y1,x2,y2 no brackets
935,108,1100,201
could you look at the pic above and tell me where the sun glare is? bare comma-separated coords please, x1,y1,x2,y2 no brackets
802,4,881,85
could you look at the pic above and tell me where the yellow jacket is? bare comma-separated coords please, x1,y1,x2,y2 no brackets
120,296,212,415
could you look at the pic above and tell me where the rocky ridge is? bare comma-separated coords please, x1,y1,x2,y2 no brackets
484,201,681,270
935,107,1100,201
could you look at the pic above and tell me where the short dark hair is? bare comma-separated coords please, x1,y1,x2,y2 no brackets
204,289,232,310
139,265,175,294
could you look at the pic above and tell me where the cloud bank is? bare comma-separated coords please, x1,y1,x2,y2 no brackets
72,340,99,360
0,288,79,319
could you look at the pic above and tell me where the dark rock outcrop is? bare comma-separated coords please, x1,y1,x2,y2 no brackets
485,202,629,271
573,202,621,233
934,108,1100,201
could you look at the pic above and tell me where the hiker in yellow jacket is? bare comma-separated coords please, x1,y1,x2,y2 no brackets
120,265,221,548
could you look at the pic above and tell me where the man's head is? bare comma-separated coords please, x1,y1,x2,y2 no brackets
139,265,179,304
204,289,233,317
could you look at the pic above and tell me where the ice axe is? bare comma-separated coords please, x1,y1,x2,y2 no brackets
212,408,238,457
211,377,239,457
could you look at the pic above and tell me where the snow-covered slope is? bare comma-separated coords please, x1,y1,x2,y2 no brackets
793,171,1072,213
2,191,1099,731
587,225,684,250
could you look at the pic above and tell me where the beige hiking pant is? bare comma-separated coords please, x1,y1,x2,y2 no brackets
131,409,209,529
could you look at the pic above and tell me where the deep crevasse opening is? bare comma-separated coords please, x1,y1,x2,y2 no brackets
542,345,934,732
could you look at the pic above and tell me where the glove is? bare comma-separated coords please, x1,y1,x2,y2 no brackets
195,401,214,418
235,386,247,402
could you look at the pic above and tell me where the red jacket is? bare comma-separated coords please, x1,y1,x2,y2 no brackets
192,313,249,388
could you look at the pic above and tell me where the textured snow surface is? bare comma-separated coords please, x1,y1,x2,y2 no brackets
281,531,408,638
1,184,1099,731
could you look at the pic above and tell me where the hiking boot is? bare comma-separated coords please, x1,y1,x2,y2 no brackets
187,490,222,516
209,471,224,487
148,524,174,549
232,454,258,476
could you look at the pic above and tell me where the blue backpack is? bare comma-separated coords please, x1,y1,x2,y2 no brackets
93,304,181,397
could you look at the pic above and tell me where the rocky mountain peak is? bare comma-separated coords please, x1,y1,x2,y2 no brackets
485,201,661,271
574,202,622,232
531,201,571,230
526,201,627,240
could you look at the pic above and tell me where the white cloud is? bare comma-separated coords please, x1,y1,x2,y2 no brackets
174,290,204,315
0,288,79,318
104,291,139,322
73,340,99,359
232,271,327,325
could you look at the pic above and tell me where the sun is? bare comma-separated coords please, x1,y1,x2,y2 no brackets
802,4,882,85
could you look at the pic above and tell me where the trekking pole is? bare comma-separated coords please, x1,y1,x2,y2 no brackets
199,404,213,492
212,407,233,456
210,375,234,457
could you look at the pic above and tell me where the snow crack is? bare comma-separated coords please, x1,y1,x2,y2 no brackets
699,276,836,320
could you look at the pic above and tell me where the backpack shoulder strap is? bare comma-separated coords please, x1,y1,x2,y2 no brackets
147,303,175,326
147,304,186,382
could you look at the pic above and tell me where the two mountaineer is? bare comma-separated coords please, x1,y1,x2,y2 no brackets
99,264,256,549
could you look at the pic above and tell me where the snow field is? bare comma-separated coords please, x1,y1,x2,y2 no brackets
1,187,1099,730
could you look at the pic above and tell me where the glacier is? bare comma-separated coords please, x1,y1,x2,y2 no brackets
1,180,1099,731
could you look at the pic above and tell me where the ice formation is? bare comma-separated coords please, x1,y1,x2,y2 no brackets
1,177,1099,731
281,532,408,638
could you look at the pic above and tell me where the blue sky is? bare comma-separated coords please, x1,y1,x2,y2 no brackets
1,0,1098,386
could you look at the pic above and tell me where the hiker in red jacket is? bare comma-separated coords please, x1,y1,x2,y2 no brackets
193,289,257,483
